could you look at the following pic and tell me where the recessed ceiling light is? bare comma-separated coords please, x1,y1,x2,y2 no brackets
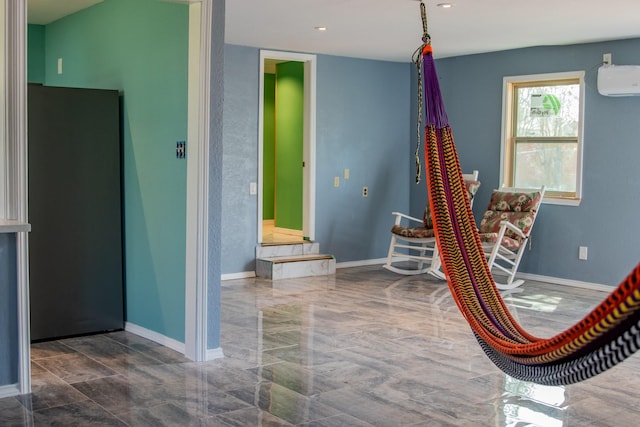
437,3,454,8
315,26,327,32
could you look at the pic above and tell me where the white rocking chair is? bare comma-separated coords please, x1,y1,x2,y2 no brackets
478,186,545,290
383,171,480,279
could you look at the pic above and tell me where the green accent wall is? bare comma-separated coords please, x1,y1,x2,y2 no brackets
275,61,303,230
263,73,276,220
27,24,45,83
41,0,188,342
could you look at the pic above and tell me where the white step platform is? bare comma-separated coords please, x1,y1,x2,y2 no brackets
256,241,319,259
255,242,335,280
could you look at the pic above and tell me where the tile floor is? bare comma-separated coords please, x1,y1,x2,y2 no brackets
2,265,640,426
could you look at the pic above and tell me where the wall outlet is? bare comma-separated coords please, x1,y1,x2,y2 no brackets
249,182,257,195
603,53,612,65
362,186,368,197
579,246,588,260
344,168,350,179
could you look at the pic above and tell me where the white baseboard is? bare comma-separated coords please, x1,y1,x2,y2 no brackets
221,271,256,281
219,258,612,294
516,272,612,292
0,384,20,399
336,257,388,269
125,322,225,361
125,322,186,355
207,347,224,361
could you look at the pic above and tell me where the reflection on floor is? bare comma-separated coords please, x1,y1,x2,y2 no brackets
3,265,640,426
262,219,304,244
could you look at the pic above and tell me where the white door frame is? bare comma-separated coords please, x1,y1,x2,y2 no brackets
184,0,212,362
258,50,316,242
5,0,30,396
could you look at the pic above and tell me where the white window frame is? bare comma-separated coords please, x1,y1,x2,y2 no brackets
500,71,585,206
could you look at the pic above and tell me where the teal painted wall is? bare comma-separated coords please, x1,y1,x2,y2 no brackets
263,73,276,220
42,0,188,342
275,61,304,230
27,24,45,83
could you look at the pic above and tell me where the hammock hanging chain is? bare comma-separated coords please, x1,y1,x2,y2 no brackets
414,53,423,183
413,1,431,184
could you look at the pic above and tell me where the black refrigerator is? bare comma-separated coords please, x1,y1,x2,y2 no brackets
28,84,124,341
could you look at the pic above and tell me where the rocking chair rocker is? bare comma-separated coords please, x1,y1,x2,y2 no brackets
383,171,480,278
478,186,545,290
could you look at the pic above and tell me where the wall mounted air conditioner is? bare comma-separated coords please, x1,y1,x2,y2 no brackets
597,65,640,96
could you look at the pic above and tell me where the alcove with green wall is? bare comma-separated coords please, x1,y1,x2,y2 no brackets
263,73,276,220
263,61,304,230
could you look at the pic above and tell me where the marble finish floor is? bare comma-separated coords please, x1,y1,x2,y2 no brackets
3,265,640,426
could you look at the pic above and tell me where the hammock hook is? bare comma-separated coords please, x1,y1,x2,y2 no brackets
420,1,431,45
413,1,431,184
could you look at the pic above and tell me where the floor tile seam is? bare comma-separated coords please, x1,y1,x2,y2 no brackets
30,350,78,362
68,372,129,393
216,407,294,426
69,378,210,423
101,334,169,365
49,343,141,371
27,393,93,414
31,354,119,386
93,400,132,427
109,400,197,422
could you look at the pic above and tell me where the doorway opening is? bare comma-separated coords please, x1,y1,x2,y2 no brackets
258,50,317,245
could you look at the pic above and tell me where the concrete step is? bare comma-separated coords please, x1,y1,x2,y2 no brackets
256,254,336,280
256,241,319,258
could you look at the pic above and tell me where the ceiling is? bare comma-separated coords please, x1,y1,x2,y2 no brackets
28,0,103,25
28,0,640,62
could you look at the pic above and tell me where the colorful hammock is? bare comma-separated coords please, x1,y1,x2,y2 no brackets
415,3,640,385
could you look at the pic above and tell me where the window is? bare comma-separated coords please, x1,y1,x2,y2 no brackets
501,71,585,205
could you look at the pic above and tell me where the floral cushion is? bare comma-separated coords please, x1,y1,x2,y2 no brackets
478,190,543,239
423,179,481,228
391,225,436,239
485,190,542,213
478,232,523,250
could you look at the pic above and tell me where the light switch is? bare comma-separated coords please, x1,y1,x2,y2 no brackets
334,176,340,187
249,182,257,195
344,168,350,179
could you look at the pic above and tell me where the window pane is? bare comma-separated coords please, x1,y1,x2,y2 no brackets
514,142,577,192
516,84,580,138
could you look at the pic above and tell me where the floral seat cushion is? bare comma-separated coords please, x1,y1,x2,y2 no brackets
478,190,543,240
391,179,481,238
391,225,436,239
478,232,523,250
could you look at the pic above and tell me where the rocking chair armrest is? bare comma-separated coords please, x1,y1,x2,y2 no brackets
499,221,527,239
391,212,424,226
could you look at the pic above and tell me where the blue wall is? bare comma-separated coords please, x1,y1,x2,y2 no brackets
411,37,640,286
0,234,18,386
40,0,189,341
222,45,411,273
207,0,225,351
222,45,260,274
316,55,411,262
